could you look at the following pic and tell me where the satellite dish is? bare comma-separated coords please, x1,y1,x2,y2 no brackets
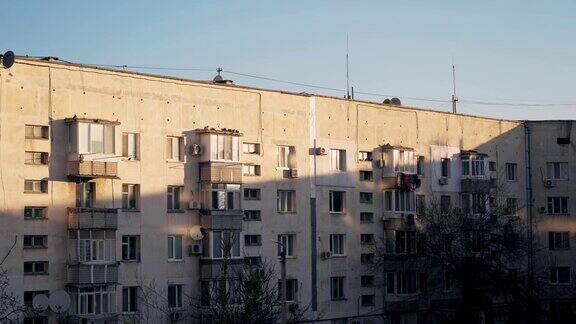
48,290,71,313
383,98,391,105
189,225,204,241
1,51,15,69
32,294,49,311
390,97,402,106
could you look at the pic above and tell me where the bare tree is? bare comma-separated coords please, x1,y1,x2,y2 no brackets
0,266,36,323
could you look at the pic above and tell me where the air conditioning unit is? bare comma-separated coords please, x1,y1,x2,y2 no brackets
188,200,200,210
169,312,182,323
544,179,556,188
315,147,327,155
320,251,332,260
405,214,415,225
290,168,299,178
539,206,547,214
438,177,448,185
377,159,385,168
189,244,202,256
190,144,203,156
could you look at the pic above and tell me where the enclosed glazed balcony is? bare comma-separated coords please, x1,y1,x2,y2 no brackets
67,263,118,285
200,209,244,230
68,208,118,230
200,162,242,184
68,160,118,179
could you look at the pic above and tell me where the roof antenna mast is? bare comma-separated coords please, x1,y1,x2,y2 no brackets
346,34,351,99
451,58,458,113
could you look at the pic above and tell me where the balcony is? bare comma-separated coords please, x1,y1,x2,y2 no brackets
67,263,118,285
461,178,495,193
200,162,242,184
200,209,243,230
68,160,118,179
68,208,118,230
200,259,244,279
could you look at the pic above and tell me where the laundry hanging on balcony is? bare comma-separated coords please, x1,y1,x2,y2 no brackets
396,173,421,191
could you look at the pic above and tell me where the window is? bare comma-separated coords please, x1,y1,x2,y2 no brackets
244,235,262,246
360,192,373,204
358,151,373,161
549,232,570,251
23,235,47,249
330,277,345,300
277,190,296,212
546,162,568,180
243,164,261,176
76,286,116,315
461,156,485,177
443,271,454,291
330,149,346,171
24,180,47,193
393,150,415,173
24,291,49,305
122,286,138,313
360,212,374,223
330,234,345,256
329,191,345,213
277,145,295,169
361,234,374,245
441,158,451,178
416,195,426,215
168,285,183,309
359,170,373,181
244,210,261,221
384,190,415,213
166,136,184,161
23,261,48,275
416,156,425,176
25,125,49,139
122,236,140,261
212,231,241,259
489,161,496,172
466,230,488,252
243,188,261,200
244,256,262,267
386,272,426,294
278,279,298,302
550,267,571,284
277,234,295,257
461,193,487,214
243,142,260,154
25,152,48,165
78,123,115,154
76,182,94,208
167,186,182,211
122,133,139,159
361,253,375,264
208,184,240,210
211,134,240,161
440,195,451,214
24,207,47,220
506,198,518,215
122,184,139,210
167,235,183,260
75,230,116,262
361,294,375,307
361,275,374,287
506,163,517,181
395,231,417,254
547,197,569,214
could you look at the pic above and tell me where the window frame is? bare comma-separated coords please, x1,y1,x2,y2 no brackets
167,235,183,261
277,234,295,257
77,122,115,155
360,212,374,223
329,191,346,213
23,235,47,249
550,266,571,285
24,180,48,194
242,142,260,154
23,261,49,275
547,196,569,215
167,186,182,212
122,184,140,210
24,151,49,165
243,164,261,176
546,162,569,181
25,125,49,139
168,284,183,309
122,235,141,261
549,232,570,251
330,234,346,256
122,286,139,313
359,192,373,204
24,206,47,220
122,132,140,160
506,163,518,181
330,276,345,300
243,188,261,200
330,149,346,171
358,151,373,162
277,190,296,213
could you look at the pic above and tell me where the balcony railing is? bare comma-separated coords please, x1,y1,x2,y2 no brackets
200,162,242,184
68,160,118,178
68,208,118,230
200,209,243,230
67,263,118,285
461,178,495,193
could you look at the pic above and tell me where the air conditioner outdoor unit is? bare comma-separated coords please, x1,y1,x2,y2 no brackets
169,312,182,323
290,168,299,178
188,200,200,210
539,206,547,214
320,251,332,260
189,244,202,256
544,180,556,188
438,177,448,185
190,144,203,156
315,147,327,155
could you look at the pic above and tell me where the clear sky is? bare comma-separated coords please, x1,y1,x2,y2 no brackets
1,1,575,120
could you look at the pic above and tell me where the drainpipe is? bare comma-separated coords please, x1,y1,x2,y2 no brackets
523,122,534,297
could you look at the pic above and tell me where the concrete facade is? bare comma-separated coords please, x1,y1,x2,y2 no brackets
0,57,574,323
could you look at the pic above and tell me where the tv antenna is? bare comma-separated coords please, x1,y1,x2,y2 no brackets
451,58,458,113
346,34,350,99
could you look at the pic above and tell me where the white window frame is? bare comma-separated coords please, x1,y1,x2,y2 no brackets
168,284,183,309
166,136,184,162
394,150,415,173
278,234,295,257
242,142,260,154
24,206,47,219
384,190,415,213
78,122,115,155
330,234,346,256
358,151,373,161
77,231,116,263
25,151,48,165
122,132,139,160
330,149,346,171
25,125,49,139
24,180,47,193
77,286,116,315
547,196,569,214
122,235,140,261
211,134,239,161
277,145,291,169
167,186,182,211
243,164,261,176
277,190,296,212
122,184,139,210
211,231,241,259
122,286,138,313
330,277,345,300
546,162,568,180
329,191,345,213
167,235,183,261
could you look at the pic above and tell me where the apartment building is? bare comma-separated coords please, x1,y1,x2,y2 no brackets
0,57,574,324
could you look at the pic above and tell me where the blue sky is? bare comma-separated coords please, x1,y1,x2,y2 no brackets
1,1,575,120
